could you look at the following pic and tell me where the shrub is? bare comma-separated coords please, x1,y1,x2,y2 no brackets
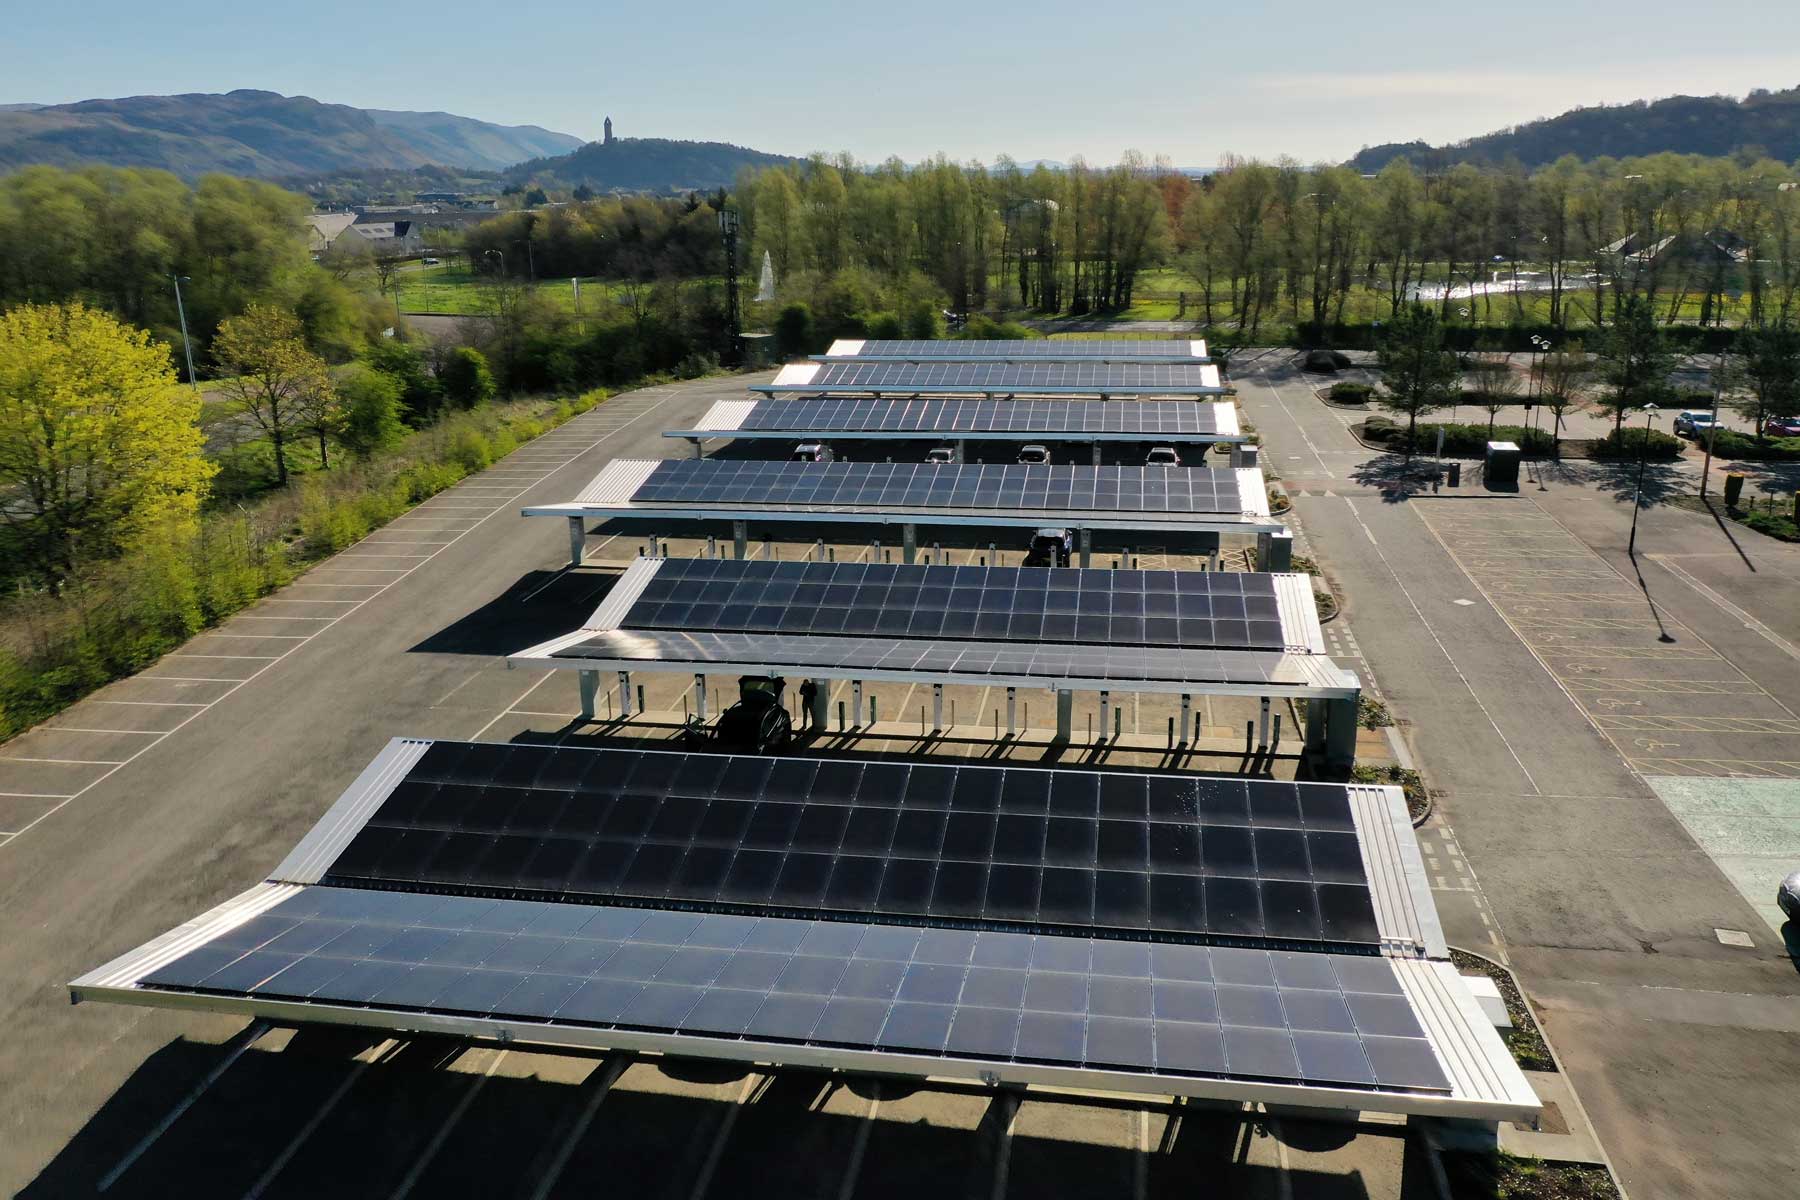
337,365,406,458
1704,429,1800,461
1741,511,1799,541
774,302,817,358
865,311,904,339
363,339,443,424
1365,420,1553,457
1328,382,1373,403
439,346,497,410
1589,426,1684,461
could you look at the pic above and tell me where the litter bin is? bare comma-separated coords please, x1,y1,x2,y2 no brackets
1484,441,1521,487
1444,461,1462,488
1724,472,1745,509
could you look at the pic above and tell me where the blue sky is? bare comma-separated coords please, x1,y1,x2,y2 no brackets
8,0,1799,164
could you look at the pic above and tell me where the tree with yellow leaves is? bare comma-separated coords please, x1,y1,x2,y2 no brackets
0,302,214,591
212,304,334,487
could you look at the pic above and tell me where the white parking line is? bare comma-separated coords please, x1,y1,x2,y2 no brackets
0,790,75,799
0,756,125,765
91,700,208,708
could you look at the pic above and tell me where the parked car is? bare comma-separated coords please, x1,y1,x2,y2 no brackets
1672,411,1718,437
714,676,793,754
1024,527,1073,567
1301,349,1352,374
1763,416,1800,438
925,446,957,464
792,442,836,462
1779,870,1800,921
1144,446,1182,466
1017,444,1051,465
421,256,441,265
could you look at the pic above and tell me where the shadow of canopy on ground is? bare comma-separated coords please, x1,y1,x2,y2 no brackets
20,1029,1434,1200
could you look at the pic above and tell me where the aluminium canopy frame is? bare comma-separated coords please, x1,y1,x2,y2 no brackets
755,360,1227,399
817,338,1211,364
506,557,1360,766
524,460,1292,572
71,738,1535,1124
665,397,1247,465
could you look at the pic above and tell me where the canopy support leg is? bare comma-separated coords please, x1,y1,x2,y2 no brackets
903,524,918,564
567,516,586,568
618,671,633,718
732,520,748,560
578,671,598,720
1054,689,1073,742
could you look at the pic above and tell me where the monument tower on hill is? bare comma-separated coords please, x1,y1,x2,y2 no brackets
603,116,614,145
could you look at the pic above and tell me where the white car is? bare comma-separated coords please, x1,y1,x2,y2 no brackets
1672,410,1717,437
1144,446,1182,466
1017,445,1051,465
925,446,956,464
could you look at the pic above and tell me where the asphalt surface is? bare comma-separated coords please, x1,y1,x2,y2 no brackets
0,370,1411,1199
1233,351,1800,1200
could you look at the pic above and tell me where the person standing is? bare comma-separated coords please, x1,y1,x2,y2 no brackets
798,679,819,730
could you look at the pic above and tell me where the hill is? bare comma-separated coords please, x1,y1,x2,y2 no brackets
504,136,800,194
0,90,582,179
1349,84,1800,171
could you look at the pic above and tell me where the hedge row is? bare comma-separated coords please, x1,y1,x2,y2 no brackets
1587,426,1685,461
1362,417,1555,457
1295,320,1740,353
1698,429,1800,462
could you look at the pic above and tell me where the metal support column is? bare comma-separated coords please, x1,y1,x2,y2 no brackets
694,674,708,722
1261,529,1293,572
955,439,967,463
706,534,718,559
689,438,704,459
852,681,864,727
567,516,586,568
578,670,599,719
617,672,633,717
1078,528,1092,568
903,524,918,564
1258,697,1271,751
1099,691,1111,742
1179,694,1191,745
1091,442,1102,466
1324,696,1358,773
1256,532,1272,571
1054,689,1073,742
931,683,944,732
732,520,749,559
809,679,829,730
1006,687,1017,738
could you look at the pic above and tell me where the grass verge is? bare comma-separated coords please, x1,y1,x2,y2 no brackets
1438,1150,1619,1200
1448,949,1558,1073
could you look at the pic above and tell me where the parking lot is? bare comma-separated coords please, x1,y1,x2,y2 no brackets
0,373,1420,1198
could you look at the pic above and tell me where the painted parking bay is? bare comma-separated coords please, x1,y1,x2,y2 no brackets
1646,776,1800,935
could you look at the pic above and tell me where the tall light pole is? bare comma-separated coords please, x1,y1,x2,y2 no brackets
1627,403,1659,556
170,274,199,395
719,207,742,366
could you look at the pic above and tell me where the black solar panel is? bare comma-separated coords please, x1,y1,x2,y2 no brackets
828,340,1206,361
137,887,1448,1093
774,362,1220,393
735,398,1227,437
319,743,1379,948
629,460,1249,516
622,559,1287,651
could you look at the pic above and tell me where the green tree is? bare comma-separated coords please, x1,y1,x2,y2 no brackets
1536,342,1591,453
212,304,332,487
1594,295,1676,433
1467,352,1521,437
773,302,816,357
1375,305,1460,459
0,302,213,589
440,346,497,409
363,339,443,424
336,364,407,458
1731,321,1800,439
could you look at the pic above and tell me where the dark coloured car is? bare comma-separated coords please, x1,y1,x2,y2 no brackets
1763,417,1800,439
1302,349,1352,374
714,676,793,754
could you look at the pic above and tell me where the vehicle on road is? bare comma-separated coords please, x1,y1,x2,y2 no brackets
1779,870,1800,921
714,676,793,753
421,256,440,265
1024,527,1073,567
925,446,957,464
792,442,836,462
1017,444,1051,465
1673,410,1719,437
1145,446,1182,466
1763,417,1800,438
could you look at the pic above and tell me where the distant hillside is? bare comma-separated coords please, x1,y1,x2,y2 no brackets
505,136,799,194
1350,85,1800,171
0,90,583,179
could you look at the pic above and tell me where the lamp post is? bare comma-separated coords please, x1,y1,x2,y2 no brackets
1627,403,1659,556
1526,334,1551,489
170,274,199,395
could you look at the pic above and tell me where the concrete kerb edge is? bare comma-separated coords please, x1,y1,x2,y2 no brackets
1444,946,1630,1199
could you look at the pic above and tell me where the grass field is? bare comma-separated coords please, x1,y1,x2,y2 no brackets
394,266,635,315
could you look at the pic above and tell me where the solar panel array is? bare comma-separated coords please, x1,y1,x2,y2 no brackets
829,340,1207,360
630,459,1249,515
137,887,1447,1091
732,398,1230,437
622,559,1289,651
319,743,1380,946
773,362,1220,392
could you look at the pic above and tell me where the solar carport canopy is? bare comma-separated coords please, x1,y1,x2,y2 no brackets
73,740,1535,1121
757,360,1226,397
820,338,1211,364
667,397,1245,444
523,459,1281,534
510,557,1357,699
